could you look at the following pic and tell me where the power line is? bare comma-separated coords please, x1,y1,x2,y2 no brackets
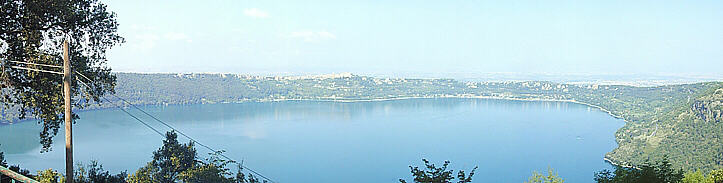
7,60,64,69
1,59,64,74
75,78,165,138
113,94,222,154
74,72,277,183
9,66,64,75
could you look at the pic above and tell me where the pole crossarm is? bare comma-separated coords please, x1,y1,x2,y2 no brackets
0,166,40,183
9,66,64,75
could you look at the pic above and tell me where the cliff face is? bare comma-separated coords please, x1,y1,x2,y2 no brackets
691,88,723,123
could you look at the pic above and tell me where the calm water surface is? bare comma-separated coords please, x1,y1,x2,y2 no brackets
0,98,623,182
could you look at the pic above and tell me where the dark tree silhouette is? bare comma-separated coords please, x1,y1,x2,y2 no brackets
0,0,124,152
127,131,265,183
400,159,477,183
594,157,684,183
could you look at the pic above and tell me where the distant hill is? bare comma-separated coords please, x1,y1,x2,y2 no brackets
1,73,721,172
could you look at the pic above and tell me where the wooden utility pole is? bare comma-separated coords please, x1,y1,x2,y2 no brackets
63,39,74,183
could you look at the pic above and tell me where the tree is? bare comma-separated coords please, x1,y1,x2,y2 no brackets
33,162,125,183
73,161,126,183
178,151,264,183
593,169,615,183
127,131,265,183
0,144,5,167
178,151,234,183
681,169,723,183
594,157,684,183
126,163,159,183
682,170,712,183
36,169,65,183
127,131,196,183
525,167,564,183
177,162,230,183
0,0,123,152
399,159,477,183
711,169,723,183
233,169,264,183
1,145,34,183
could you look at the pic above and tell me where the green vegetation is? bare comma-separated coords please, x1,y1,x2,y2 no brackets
0,0,122,151
594,157,684,183
1,143,34,183
525,167,565,183
94,74,723,172
592,160,722,183
595,85,723,172
126,131,262,183
2,73,722,173
128,131,196,182
399,159,476,183
1,152,127,183
681,169,723,183
36,169,64,183
4,139,723,182
1,133,264,183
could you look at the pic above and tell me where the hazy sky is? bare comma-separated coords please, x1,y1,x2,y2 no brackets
104,0,723,75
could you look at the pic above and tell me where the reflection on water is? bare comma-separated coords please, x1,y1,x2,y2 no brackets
0,98,622,183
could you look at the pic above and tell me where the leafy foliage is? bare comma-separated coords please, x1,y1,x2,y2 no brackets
679,168,723,183
36,169,64,183
594,157,684,183
399,159,477,183
683,170,711,183
0,0,123,152
127,131,196,183
1,144,33,183
711,169,723,183
0,144,4,167
33,161,125,183
178,151,264,183
125,163,158,183
525,167,564,183
73,161,127,183
127,131,263,183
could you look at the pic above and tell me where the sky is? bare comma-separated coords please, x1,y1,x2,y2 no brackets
103,0,723,76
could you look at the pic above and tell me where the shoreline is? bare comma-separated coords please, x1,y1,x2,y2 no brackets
0,94,631,166
604,157,638,169
0,95,631,126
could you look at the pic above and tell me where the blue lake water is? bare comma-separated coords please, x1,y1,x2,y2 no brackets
0,98,624,182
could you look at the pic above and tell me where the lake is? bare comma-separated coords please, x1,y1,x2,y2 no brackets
0,98,624,182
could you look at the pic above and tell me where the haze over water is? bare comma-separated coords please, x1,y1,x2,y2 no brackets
0,98,623,182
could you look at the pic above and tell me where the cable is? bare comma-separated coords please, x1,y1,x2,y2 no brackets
7,60,63,69
113,95,220,153
1,59,64,74
74,73,277,183
4,60,278,181
75,78,165,138
9,66,64,75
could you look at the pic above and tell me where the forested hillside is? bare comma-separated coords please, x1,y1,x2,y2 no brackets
1,73,721,172
576,83,723,172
